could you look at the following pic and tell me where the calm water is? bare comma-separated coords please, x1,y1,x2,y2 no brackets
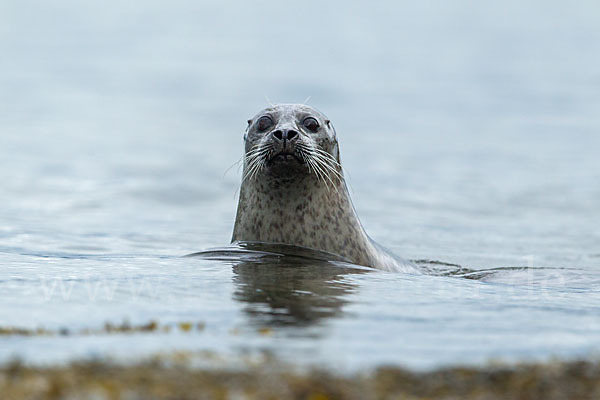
1,0,599,370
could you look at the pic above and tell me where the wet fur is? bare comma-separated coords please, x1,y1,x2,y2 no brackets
232,104,415,272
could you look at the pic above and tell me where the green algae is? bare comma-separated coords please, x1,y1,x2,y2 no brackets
0,320,206,337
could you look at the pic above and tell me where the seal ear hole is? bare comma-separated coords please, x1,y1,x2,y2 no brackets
326,120,331,127
327,121,337,138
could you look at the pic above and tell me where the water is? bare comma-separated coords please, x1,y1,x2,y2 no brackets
1,0,599,371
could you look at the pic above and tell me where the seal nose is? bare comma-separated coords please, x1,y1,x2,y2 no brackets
272,129,299,149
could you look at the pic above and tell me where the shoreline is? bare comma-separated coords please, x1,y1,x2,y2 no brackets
2,357,598,400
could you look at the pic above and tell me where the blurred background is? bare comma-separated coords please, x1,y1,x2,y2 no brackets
2,0,599,265
0,0,599,369
2,0,599,266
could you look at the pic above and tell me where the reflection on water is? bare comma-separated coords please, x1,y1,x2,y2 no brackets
232,262,360,327
191,241,367,327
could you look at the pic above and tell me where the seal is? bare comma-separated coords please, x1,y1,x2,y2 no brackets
231,104,415,272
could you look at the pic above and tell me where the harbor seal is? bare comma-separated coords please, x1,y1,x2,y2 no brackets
231,104,415,272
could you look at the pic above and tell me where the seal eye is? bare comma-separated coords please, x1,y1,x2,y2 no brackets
256,116,273,132
303,117,320,132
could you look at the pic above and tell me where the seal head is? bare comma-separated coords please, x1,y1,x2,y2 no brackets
232,104,414,272
240,104,340,185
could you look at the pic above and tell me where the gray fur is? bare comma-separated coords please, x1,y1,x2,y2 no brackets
232,104,416,272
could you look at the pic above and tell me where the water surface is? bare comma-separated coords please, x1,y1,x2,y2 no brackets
1,0,599,371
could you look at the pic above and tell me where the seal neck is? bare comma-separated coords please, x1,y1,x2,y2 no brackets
231,175,374,266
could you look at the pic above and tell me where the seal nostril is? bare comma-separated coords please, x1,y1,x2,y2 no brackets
272,130,283,140
287,130,298,140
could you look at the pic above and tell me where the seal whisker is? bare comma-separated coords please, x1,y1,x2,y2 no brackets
311,154,341,194
296,144,324,182
308,158,332,192
311,148,344,169
305,151,337,193
298,147,330,190
245,147,268,161
296,148,312,170
242,145,272,182
301,144,342,168
308,149,344,182
264,96,274,107
295,143,342,192
312,152,344,180
245,144,272,161
241,161,257,183
322,156,345,184
312,147,352,184
249,158,266,182
233,103,416,272
245,158,265,182
223,155,244,179
300,150,323,185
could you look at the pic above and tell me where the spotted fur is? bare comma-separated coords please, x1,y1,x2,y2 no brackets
231,104,415,272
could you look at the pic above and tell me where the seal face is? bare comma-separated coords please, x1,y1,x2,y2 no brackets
240,104,340,186
232,104,414,272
